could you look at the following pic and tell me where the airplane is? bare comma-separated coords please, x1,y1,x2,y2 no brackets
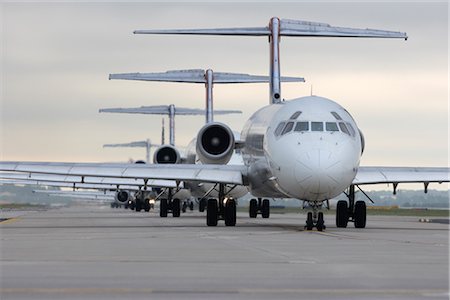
104,69,303,217
103,138,160,165
1,18,449,230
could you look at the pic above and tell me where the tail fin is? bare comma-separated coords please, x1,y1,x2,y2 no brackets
133,17,407,104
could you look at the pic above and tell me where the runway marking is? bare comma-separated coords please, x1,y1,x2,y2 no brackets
0,218,19,225
0,287,447,296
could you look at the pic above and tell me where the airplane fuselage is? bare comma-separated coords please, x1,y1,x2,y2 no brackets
241,96,363,202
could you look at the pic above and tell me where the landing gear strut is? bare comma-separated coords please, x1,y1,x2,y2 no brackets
249,198,270,218
336,185,367,228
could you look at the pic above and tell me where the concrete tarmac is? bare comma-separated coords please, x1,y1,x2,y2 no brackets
1,205,448,300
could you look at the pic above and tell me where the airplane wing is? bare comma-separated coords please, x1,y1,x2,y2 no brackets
0,162,246,185
0,172,181,188
0,179,143,191
353,167,450,186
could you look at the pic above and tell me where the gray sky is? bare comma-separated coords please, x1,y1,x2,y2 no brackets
1,2,448,176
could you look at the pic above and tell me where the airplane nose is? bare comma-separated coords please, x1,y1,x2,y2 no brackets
294,149,341,200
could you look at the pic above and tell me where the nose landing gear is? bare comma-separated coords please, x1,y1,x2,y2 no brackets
304,202,326,231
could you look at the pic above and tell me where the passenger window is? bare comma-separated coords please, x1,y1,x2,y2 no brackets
290,111,302,120
311,122,324,132
294,122,309,132
346,123,356,136
339,122,350,135
331,112,342,120
281,122,294,135
326,122,339,132
274,122,286,136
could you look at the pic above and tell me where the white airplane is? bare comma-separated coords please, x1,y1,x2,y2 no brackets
1,18,449,230
105,69,303,217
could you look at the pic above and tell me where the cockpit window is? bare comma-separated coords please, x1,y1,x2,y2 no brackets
290,111,302,120
326,122,339,132
311,122,324,132
281,121,294,135
294,122,309,132
274,122,286,136
331,112,342,120
339,122,350,135
346,122,356,136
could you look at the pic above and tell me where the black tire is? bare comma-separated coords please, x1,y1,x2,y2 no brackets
160,199,168,217
129,202,135,210
249,199,258,218
261,199,270,218
199,199,206,212
206,199,218,226
224,199,236,226
189,202,194,211
306,212,314,230
336,200,348,228
144,199,150,212
354,201,366,228
135,199,142,212
317,212,325,231
182,202,187,213
172,199,181,217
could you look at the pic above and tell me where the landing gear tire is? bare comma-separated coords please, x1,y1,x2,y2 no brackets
182,202,187,213
354,201,366,228
249,199,257,218
129,202,135,210
224,199,236,226
199,199,206,212
305,212,314,230
160,199,168,217
336,200,349,228
316,212,325,231
135,199,142,212
172,198,181,217
261,199,270,218
189,202,194,211
144,199,151,212
206,199,218,227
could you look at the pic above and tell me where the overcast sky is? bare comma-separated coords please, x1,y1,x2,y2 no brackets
1,2,448,180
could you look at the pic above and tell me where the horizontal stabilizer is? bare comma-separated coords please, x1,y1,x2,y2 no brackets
103,141,160,148
100,105,241,115
109,69,304,83
134,19,407,40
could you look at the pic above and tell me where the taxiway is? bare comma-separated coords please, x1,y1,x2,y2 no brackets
1,205,448,299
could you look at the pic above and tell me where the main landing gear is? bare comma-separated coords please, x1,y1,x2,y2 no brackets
206,184,236,227
249,198,270,218
159,189,181,218
336,185,366,228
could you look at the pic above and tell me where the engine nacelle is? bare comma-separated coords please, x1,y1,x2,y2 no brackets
153,145,181,164
196,122,235,165
115,190,130,203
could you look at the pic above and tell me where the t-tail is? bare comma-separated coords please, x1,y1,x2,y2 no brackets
109,68,304,123
133,17,407,104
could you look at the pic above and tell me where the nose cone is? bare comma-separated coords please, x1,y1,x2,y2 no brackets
294,149,344,200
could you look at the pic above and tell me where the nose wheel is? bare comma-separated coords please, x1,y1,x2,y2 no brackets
305,211,326,231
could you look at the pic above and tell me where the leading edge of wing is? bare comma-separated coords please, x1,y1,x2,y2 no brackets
0,162,246,185
354,166,450,185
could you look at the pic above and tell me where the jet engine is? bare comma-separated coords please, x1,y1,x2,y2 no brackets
115,190,130,203
196,122,235,165
153,145,181,164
